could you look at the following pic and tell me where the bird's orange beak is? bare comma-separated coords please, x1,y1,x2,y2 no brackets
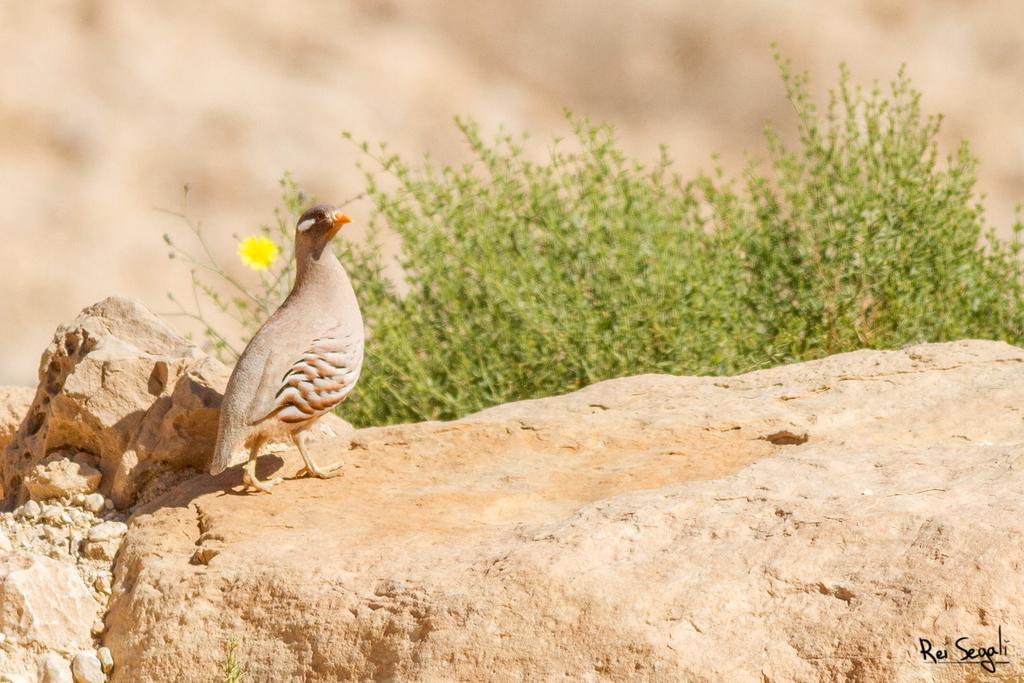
327,212,352,239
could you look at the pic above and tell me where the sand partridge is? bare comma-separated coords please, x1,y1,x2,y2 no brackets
209,204,364,493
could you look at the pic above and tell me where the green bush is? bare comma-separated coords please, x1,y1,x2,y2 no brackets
168,58,1024,427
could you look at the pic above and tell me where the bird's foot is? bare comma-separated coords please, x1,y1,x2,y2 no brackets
243,473,283,493
242,462,283,494
294,459,345,479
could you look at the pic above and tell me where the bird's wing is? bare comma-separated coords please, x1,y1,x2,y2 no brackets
246,325,363,426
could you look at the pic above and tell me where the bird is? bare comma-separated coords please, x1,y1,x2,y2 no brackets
209,204,364,493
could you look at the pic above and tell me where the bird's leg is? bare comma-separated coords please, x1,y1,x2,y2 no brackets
292,430,345,479
241,437,283,494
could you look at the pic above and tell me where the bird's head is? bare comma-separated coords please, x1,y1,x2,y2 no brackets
296,204,352,245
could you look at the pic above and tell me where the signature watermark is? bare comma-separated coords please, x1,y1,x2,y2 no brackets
918,626,1010,674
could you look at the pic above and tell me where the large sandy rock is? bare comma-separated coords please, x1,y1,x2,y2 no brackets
0,551,98,651
1,297,230,509
102,340,1024,681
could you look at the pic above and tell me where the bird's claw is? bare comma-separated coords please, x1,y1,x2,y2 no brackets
245,476,283,494
294,460,345,479
242,462,283,494
292,433,345,479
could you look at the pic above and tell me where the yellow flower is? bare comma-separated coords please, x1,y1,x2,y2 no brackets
237,236,280,271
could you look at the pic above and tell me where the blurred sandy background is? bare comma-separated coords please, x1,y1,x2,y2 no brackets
1,0,1022,385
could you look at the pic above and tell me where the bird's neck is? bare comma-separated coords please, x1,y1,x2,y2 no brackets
290,242,362,331
294,241,343,290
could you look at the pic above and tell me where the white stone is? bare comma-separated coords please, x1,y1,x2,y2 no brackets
0,529,11,552
39,505,64,526
24,455,101,501
67,509,89,525
71,651,105,683
86,522,127,543
82,494,105,515
42,526,68,545
96,647,113,674
37,653,72,683
19,500,40,520
0,552,97,650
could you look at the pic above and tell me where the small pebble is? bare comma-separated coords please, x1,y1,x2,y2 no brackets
83,540,119,562
72,493,85,506
40,505,68,526
861,488,874,496
69,509,90,525
71,651,105,683
97,647,113,674
103,499,114,511
87,521,127,543
37,652,72,683
21,500,41,520
91,620,105,637
93,575,111,594
82,493,105,515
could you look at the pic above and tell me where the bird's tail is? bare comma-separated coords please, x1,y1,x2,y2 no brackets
209,419,244,475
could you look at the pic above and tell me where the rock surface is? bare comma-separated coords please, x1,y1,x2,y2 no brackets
0,387,33,453
103,340,1024,681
